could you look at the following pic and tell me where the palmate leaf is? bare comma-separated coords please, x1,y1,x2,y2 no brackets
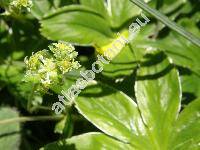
41,132,132,150
39,0,150,83
40,0,200,84
76,52,182,149
39,0,150,48
135,52,181,149
40,0,144,40
75,83,150,149
40,5,114,46
44,82,150,149
43,53,199,149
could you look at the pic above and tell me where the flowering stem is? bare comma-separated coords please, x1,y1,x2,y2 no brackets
129,0,200,47
27,84,37,112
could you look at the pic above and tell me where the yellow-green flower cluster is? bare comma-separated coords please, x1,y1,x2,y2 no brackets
48,43,80,74
24,42,81,92
10,0,33,13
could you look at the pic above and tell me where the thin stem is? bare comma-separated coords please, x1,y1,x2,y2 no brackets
129,0,200,47
0,115,64,125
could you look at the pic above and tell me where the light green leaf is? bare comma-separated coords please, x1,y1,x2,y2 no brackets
96,25,153,79
40,5,114,45
129,17,200,75
130,0,200,47
169,99,200,150
0,107,20,150
99,45,138,97
80,0,108,18
128,24,156,60
98,25,155,86
31,0,76,19
135,52,181,149
107,0,143,28
41,132,132,150
102,46,138,78
157,15,200,74
156,32,200,74
31,0,55,20
80,0,146,28
75,83,150,149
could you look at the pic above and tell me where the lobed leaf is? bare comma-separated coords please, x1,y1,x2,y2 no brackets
135,52,181,149
75,83,150,149
40,5,114,46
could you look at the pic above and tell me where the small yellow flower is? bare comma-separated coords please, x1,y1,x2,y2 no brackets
10,0,33,13
24,42,81,92
57,60,71,74
49,42,76,60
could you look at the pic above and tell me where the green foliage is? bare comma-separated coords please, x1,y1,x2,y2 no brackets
40,5,114,45
24,42,80,92
0,0,33,15
42,53,199,149
41,133,132,150
0,0,199,149
0,107,20,150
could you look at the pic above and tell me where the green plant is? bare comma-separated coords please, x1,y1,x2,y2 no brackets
24,42,80,92
42,52,200,150
0,0,32,16
40,0,200,79
0,0,199,149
